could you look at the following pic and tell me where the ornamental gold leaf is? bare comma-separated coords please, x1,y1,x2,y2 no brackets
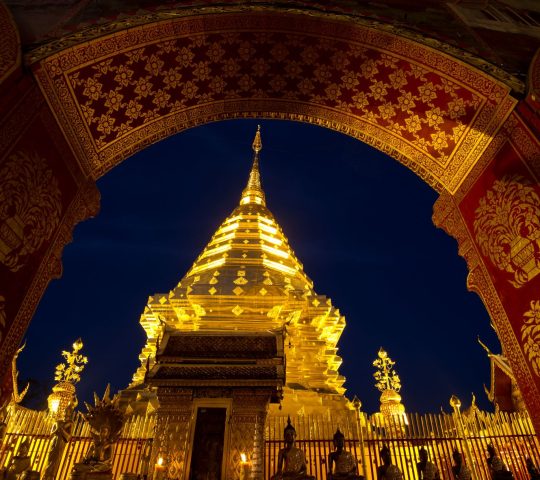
473,176,540,288
373,348,401,393
54,338,88,384
521,300,540,377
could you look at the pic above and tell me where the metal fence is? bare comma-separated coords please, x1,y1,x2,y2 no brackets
1,406,538,480
0,407,155,480
265,411,540,480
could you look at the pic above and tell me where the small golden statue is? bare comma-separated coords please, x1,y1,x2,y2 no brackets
6,439,39,480
376,445,403,480
416,448,440,480
43,414,73,480
71,386,123,480
451,449,472,480
271,417,314,480
328,429,362,480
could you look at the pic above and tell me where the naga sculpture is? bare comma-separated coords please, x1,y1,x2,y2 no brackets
71,386,123,480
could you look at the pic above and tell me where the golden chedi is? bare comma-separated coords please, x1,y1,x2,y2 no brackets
130,127,350,415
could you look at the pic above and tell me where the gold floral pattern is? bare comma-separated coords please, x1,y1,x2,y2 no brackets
0,2,19,84
0,151,62,272
522,301,540,376
34,10,514,191
474,175,540,288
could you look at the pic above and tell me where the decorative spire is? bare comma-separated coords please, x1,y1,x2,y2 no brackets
373,348,406,423
373,347,401,393
54,338,88,385
240,125,266,206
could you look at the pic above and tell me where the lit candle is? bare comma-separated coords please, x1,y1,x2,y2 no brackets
240,453,250,480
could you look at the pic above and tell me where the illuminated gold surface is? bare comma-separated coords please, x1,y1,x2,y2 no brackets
55,338,87,384
373,348,405,420
48,339,87,420
11,343,29,404
133,129,347,413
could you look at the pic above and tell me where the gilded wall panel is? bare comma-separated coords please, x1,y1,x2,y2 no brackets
0,81,99,382
432,110,540,433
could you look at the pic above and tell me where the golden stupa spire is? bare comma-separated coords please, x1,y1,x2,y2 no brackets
240,125,266,206
132,126,349,414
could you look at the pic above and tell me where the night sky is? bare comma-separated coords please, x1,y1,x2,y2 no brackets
19,119,501,414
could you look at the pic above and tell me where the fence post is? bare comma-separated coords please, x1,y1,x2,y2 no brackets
352,397,366,477
450,395,478,480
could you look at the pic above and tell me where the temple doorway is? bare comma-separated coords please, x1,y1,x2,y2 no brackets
189,408,227,480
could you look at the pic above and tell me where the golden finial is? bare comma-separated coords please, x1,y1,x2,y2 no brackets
449,394,462,410
252,125,262,154
373,347,401,393
54,338,88,384
240,126,266,206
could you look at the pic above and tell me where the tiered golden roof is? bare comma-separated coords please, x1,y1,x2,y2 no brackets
132,127,348,412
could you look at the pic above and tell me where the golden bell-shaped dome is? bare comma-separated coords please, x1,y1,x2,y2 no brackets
132,128,347,405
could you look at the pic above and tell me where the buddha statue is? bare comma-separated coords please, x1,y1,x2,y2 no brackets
71,387,124,480
328,429,363,480
376,445,402,480
72,425,113,477
6,439,39,480
44,417,73,480
271,418,314,480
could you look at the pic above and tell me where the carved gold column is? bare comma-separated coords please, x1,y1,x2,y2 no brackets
227,390,270,480
152,389,193,480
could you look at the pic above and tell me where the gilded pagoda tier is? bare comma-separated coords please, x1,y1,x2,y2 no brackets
132,128,347,406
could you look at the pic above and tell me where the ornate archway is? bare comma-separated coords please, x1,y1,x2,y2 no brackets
1,3,539,429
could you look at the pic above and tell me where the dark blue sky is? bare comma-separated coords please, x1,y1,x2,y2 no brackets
20,119,500,413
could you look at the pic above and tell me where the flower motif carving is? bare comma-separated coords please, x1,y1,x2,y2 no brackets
522,301,540,377
0,151,62,272
62,31,482,164
474,175,540,288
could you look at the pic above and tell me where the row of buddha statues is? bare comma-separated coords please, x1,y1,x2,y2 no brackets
269,418,477,480
3,412,535,480
1,388,123,480
1,419,115,480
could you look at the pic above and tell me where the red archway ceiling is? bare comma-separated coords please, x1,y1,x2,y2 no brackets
33,8,516,194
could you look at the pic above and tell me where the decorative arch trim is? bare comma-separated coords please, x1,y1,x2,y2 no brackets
0,1,21,86
33,8,516,193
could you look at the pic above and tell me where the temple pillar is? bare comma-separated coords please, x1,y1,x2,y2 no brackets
433,63,540,430
228,390,271,480
0,1,100,402
151,389,194,480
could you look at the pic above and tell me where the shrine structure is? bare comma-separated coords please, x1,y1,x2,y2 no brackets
114,127,351,479
1,2,540,478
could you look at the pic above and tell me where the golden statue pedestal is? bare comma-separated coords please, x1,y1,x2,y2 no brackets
20,472,40,480
70,471,112,480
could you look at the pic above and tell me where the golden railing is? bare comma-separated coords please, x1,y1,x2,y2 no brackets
1,406,538,480
265,411,540,480
0,406,155,480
